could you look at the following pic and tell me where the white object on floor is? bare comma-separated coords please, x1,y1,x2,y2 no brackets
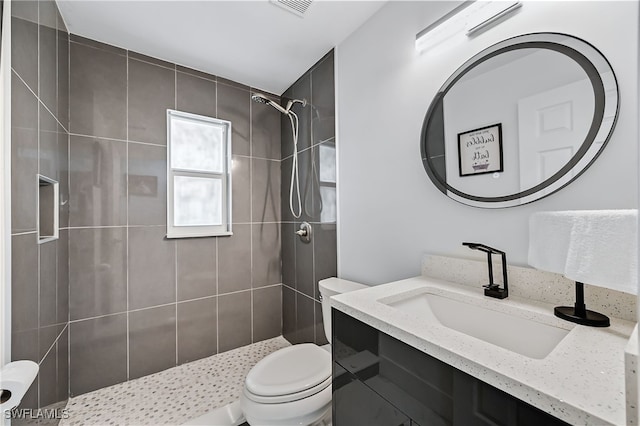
240,278,367,426
182,400,245,426
529,209,638,294
0,360,39,411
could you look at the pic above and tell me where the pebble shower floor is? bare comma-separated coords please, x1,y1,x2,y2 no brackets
59,337,290,425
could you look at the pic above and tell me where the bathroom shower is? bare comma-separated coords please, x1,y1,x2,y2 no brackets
251,93,306,218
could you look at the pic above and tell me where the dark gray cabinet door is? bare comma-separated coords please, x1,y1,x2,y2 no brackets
332,309,569,426
333,362,411,426
453,371,568,426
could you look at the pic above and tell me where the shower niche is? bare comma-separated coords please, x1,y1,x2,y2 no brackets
37,175,59,244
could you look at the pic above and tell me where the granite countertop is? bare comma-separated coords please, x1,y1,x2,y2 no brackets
331,276,636,426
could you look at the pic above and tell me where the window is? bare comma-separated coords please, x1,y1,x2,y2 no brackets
318,143,336,223
167,110,232,238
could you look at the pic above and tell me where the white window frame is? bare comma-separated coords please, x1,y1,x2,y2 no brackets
166,109,233,238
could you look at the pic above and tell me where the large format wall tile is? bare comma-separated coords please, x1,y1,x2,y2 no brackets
57,328,69,403
70,42,127,139
129,305,177,379
39,105,61,182
295,225,314,297
57,230,70,324
128,58,175,145
63,35,285,394
252,95,281,160
217,83,250,156
231,155,251,224
311,52,335,145
11,234,38,333
128,142,167,226
281,50,335,346
39,241,58,326
177,297,217,364
314,223,337,297
281,223,295,287
69,227,127,320
11,0,70,409
57,25,70,129
11,74,38,234
177,238,216,301
218,224,251,294
252,158,281,223
296,292,315,344
70,314,128,396
128,227,176,310
176,71,216,118
39,350,57,407
282,73,311,157
39,323,64,361
11,15,38,96
252,285,282,342
252,223,281,288
282,286,296,343
39,22,57,116
11,328,38,364
218,291,251,352
69,135,127,227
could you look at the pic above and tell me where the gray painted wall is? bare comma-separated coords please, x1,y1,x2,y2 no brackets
336,1,638,285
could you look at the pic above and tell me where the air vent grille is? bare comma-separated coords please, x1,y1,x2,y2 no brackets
271,0,313,17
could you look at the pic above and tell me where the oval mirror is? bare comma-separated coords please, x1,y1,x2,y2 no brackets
421,33,619,208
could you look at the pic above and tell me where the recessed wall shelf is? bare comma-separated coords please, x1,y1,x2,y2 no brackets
37,175,59,244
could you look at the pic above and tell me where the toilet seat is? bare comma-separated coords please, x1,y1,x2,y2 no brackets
244,376,331,404
244,344,331,404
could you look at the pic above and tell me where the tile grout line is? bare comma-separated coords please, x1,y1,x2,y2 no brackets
36,1,42,407
125,48,130,381
249,89,254,344
174,61,178,367
215,75,220,356
67,24,71,398
67,286,264,326
175,242,178,365
215,237,219,355
310,70,317,343
11,67,69,135
40,323,69,368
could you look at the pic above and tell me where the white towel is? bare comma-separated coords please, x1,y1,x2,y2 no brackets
529,210,638,295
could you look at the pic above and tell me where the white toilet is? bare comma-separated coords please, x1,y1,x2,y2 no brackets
240,278,367,426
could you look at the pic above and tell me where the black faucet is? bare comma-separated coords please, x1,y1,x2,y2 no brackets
462,242,509,299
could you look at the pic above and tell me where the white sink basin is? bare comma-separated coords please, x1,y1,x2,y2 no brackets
387,292,570,359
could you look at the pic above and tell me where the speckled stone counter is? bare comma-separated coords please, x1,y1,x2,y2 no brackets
331,276,635,426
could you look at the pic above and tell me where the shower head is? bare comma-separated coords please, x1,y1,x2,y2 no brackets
251,93,288,115
251,93,270,104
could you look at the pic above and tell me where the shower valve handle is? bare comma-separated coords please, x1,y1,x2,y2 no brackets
295,222,312,243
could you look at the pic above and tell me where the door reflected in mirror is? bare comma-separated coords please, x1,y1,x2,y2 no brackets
421,33,619,208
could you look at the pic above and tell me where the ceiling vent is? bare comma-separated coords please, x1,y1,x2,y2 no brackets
270,0,313,17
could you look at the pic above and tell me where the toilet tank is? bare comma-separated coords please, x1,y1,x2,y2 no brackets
318,278,368,343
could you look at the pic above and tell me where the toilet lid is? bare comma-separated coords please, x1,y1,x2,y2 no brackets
245,344,331,397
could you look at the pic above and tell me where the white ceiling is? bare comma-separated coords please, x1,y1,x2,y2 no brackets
57,0,387,94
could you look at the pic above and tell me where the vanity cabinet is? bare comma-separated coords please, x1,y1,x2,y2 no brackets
332,309,569,426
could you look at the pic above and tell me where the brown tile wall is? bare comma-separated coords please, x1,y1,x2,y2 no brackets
66,37,283,396
10,0,70,411
281,51,336,346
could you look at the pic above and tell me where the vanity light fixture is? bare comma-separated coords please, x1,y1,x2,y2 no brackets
415,1,522,53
